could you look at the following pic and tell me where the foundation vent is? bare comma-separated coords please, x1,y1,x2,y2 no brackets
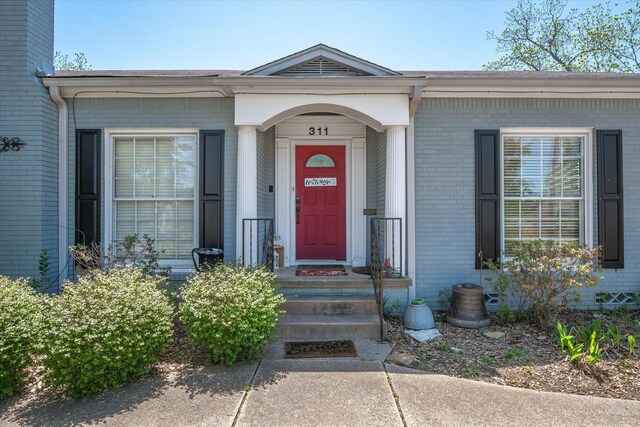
595,292,637,305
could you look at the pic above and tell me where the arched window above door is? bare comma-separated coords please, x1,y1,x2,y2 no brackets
306,154,335,168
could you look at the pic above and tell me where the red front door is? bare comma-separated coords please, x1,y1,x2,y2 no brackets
295,145,346,260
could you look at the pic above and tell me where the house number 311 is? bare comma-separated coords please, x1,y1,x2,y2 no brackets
308,127,328,135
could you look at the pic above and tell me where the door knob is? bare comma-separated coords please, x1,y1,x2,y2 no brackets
296,196,301,204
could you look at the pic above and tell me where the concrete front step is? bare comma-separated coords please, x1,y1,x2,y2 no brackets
275,276,412,289
277,314,386,340
281,295,379,316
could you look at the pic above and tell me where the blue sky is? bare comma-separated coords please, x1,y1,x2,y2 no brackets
55,0,605,71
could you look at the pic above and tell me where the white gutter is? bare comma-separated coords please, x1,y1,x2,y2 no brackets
49,87,69,282
407,85,423,301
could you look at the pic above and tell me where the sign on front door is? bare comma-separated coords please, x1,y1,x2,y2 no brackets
304,177,337,187
295,146,346,260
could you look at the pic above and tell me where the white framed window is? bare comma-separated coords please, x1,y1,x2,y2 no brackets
500,128,593,256
105,130,198,267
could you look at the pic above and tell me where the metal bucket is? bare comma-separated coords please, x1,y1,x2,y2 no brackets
447,283,491,328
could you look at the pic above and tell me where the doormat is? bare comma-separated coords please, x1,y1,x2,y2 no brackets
284,340,358,358
296,264,348,276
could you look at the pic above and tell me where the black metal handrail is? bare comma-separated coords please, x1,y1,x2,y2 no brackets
370,220,385,342
371,218,403,278
242,218,274,271
370,218,403,342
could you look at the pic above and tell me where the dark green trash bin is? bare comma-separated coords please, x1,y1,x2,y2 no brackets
191,248,224,271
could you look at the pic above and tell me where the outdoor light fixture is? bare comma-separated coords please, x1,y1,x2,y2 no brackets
0,137,26,153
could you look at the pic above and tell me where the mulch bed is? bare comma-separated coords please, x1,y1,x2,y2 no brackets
386,310,640,400
156,317,210,373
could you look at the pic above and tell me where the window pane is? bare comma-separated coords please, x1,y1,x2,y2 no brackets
561,220,580,240
157,201,177,239
520,138,539,157
503,137,521,157
563,159,581,177
563,178,581,197
156,157,176,197
114,158,133,178
561,200,581,219
114,201,135,239
136,202,156,236
135,138,154,157
157,240,176,260
112,135,196,263
177,201,194,236
542,138,562,157
114,178,133,198
540,219,560,238
135,158,154,197
503,135,585,251
177,241,193,260
115,138,134,157
562,138,582,156
520,201,539,220
305,154,335,167
176,137,196,197
156,137,175,157
540,200,560,218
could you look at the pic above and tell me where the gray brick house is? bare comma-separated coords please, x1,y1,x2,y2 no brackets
1,0,637,311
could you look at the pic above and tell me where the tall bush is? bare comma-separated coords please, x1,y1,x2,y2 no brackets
40,267,173,398
486,240,601,328
0,276,42,399
179,264,284,365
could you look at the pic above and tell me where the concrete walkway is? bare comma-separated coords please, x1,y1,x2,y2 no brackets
2,349,640,427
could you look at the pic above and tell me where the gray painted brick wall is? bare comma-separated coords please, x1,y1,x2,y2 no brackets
65,97,238,263
0,0,58,285
414,97,640,309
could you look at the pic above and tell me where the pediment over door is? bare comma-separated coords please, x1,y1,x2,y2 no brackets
244,44,399,77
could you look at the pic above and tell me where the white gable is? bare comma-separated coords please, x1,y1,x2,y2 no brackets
244,44,399,77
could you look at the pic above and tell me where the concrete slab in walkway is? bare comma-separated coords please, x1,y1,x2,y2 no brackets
0,363,258,427
386,364,640,427
237,359,403,427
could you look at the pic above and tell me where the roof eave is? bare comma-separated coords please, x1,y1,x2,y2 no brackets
41,74,640,99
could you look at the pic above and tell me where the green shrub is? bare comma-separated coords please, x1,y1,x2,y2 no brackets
40,267,173,398
0,276,42,399
179,264,284,365
70,233,171,276
503,347,527,361
495,304,517,325
557,321,606,366
486,240,601,328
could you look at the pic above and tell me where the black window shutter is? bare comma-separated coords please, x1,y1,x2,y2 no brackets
75,129,101,246
199,130,225,250
597,130,624,269
475,130,500,268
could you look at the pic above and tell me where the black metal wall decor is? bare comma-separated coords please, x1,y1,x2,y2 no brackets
0,137,26,153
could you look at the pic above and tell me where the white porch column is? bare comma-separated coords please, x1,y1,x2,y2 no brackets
236,126,258,264
385,126,406,274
